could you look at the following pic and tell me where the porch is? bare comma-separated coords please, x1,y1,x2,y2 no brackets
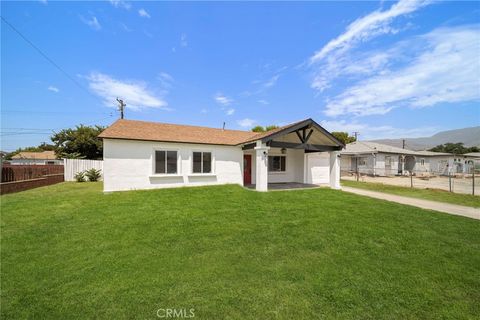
245,182,322,191
240,119,344,192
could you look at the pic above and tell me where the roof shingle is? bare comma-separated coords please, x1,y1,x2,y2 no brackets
98,119,259,146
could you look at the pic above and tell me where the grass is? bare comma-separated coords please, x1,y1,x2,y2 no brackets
342,180,480,208
1,182,479,319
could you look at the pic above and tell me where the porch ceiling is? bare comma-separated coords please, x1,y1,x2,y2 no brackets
242,119,343,152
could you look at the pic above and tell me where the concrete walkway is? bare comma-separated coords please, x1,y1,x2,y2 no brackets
342,187,480,220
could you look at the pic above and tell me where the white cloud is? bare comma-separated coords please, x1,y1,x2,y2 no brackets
226,108,235,116
120,23,132,32
109,0,131,10
158,72,174,88
138,8,151,18
309,0,432,92
80,15,101,31
214,93,233,106
200,108,208,114
320,120,439,140
38,0,47,5
263,74,280,88
310,0,432,63
85,72,167,110
47,86,59,93
159,72,174,83
143,30,153,38
324,25,480,117
258,99,269,105
180,33,188,47
237,118,256,128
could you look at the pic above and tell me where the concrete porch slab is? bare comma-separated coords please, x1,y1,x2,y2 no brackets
245,182,322,191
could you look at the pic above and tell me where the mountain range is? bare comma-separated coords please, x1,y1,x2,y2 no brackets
368,126,480,151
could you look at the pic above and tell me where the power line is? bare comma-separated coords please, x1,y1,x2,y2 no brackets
1,16,109,107
2,110,111,115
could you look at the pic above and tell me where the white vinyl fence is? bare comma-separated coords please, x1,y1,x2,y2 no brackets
64,159,103,181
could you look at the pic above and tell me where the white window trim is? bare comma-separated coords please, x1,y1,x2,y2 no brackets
151,148,181,177
190,150,216,175
268,154,287,174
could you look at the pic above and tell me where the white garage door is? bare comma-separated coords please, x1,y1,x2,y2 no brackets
305,152,330,184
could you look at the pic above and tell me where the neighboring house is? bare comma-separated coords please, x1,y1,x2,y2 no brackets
10,151,63,165
98,118,344,192
340,141,454,176
460,152,480,173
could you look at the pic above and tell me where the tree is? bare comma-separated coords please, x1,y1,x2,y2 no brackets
429,142,479,154
251,125,279,133
331,132,356,145
51,125,105,159
265,125,279,131
251,125,265,133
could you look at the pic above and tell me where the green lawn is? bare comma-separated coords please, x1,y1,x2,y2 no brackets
341,180,480,208
1,183,479,319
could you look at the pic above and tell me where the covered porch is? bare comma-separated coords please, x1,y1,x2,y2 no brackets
241,119,344,192
245,182,322,191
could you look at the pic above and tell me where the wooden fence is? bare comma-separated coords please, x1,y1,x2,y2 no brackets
1,164,65,195
64,159,103,181
1,165,64,182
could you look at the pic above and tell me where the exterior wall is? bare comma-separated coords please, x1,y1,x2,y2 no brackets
103,139,243,192
414,157,430,173
428,156,455,175
10,159,63,165
244,148,305,184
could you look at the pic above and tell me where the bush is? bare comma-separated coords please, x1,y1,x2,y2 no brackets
74,171,86,182
85,168,102,182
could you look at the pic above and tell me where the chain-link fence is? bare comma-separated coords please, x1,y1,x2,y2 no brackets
341,166,479,195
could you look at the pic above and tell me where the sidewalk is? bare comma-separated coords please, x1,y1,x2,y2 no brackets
342,187,480,220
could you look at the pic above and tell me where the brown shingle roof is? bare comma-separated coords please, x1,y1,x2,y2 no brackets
11,150,57,160
98,119,259,146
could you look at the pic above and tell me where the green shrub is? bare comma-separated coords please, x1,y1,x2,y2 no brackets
85,168,102,182
74,171,86,182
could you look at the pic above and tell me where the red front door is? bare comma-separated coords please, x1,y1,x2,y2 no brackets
243,154,252,185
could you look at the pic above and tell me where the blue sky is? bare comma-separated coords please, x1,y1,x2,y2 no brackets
2,0,479,151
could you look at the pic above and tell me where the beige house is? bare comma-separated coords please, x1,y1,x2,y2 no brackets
10,151,62,165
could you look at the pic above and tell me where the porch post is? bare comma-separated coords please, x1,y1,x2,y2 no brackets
329,151,341,189
254,140,270,192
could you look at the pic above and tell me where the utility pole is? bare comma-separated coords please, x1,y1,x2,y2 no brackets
116,98,126,119
353,131,360,141
402,139,406,149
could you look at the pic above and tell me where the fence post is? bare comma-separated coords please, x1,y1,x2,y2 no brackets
410,171,413,188
356,157,359,182
473,168,475,196
448,171,452,192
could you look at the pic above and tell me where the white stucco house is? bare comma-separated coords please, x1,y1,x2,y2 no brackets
98,118,344,192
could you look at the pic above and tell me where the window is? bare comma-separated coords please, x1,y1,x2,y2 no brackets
420,158,425,166
192,152,212,174
385,156,392,166
45,161,56,165
268,155,286,172
358,157,367,166
155,150,177,174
